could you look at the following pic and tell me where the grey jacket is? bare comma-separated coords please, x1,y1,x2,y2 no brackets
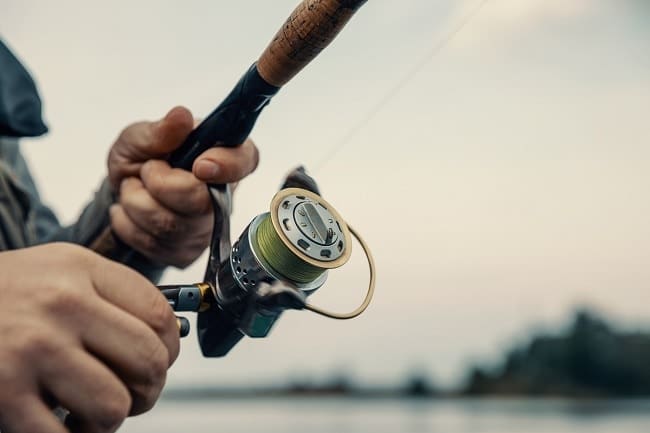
0,39,164,281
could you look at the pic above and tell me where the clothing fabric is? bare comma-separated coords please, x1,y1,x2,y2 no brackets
0,40,47,138
0,38,164,282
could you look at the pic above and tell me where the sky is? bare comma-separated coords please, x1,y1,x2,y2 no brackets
2,0,649,389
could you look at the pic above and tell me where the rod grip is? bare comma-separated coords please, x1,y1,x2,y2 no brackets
167,64,279,171
257,0,367,87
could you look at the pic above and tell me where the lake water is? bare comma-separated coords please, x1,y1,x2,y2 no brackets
120,397,650,433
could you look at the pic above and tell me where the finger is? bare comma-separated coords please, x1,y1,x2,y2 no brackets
119,177,199,237
110,203,209,268
75,301,169,416
86,256,180,365
80,300,169,385
139,161,212,215
109,205,204,268
192,137,259,183
39,348,133,429
110,204,164,259
0,394,68,433
151,106,195,155
108,107,194,190
116,106,194,160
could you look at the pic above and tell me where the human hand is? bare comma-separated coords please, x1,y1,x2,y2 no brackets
0,243,180,433
107,106,259,267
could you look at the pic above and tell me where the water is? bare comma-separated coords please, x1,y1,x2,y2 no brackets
120,397,650,433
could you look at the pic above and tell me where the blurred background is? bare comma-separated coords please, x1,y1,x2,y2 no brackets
2,0,650,431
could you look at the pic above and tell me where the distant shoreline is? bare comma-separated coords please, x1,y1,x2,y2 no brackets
161,387,650,402
162,387,438,401
164,310,650,401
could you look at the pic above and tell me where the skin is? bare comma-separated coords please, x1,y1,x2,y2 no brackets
0,107,259,432
108,105,259,267
0,243,180,433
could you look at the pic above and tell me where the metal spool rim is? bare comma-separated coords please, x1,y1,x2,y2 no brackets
269,188,352,269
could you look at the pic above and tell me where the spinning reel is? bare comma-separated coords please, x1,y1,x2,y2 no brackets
160,167,375,356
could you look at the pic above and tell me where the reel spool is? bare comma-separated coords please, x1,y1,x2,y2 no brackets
235,188,351,293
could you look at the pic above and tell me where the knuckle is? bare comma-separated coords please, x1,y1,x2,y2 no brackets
43,283,85,316
96,388,131,431
45,280,86,314
17,328,62,362
21,243,95,316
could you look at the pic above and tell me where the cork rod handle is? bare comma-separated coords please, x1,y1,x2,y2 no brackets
257,0,367,87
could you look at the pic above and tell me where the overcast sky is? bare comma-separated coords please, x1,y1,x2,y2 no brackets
2,0,649,389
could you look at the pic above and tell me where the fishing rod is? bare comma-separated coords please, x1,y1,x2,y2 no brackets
92,0,375,357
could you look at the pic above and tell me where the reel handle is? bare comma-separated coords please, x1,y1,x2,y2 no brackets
160,282,244,354
176,317,191,337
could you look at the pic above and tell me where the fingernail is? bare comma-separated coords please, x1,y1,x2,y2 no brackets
195,160,220,179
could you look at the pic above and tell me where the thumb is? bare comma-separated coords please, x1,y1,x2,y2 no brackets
149,106,195,156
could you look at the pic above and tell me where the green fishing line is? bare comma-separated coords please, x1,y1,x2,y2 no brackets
256,215,325,284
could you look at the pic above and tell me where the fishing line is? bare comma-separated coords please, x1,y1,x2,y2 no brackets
312,0,490,173
256,214,325,283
